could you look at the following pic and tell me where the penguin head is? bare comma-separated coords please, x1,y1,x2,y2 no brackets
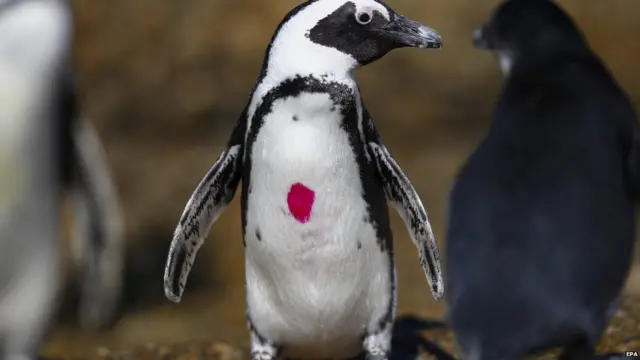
263,0,442,78
472,0,587,76
0,0,71,77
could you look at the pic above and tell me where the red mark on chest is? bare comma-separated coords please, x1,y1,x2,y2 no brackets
287,183,315,224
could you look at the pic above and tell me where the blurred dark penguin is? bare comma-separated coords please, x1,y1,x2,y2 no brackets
445,0,639,359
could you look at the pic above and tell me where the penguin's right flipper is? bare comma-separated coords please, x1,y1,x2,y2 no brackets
163,117,246,303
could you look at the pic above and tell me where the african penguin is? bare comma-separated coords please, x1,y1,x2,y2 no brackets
446,0,639,359
163,1,444,359
0,0,124,358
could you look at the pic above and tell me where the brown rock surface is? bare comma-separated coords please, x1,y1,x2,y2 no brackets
50,296,640,359
43,0,640,358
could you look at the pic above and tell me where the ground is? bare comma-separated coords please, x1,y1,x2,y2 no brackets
46,296,640,360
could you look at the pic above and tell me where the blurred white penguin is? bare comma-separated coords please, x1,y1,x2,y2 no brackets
0,0,124,359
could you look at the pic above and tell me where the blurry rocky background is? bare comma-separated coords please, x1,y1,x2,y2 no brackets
45,0,640,358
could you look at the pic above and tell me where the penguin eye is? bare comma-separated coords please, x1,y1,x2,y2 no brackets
355,9,373,25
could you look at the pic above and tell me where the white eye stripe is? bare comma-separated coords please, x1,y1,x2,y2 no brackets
353,1,390,22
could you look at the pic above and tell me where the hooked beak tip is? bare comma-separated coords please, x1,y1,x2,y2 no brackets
382,15,443,50
472,26,489,50
416,26,443,49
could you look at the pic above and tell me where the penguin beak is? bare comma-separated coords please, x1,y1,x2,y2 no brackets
380,15,443,49
472,25,492,50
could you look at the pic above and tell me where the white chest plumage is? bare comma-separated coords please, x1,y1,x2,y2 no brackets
244,92,392,358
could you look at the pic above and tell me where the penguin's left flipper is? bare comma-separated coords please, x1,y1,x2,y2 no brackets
364,115,444,300
60,71,125,330
70,119,125,330
163,117,246,304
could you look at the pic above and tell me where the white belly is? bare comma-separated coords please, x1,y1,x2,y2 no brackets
244,93,393,358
